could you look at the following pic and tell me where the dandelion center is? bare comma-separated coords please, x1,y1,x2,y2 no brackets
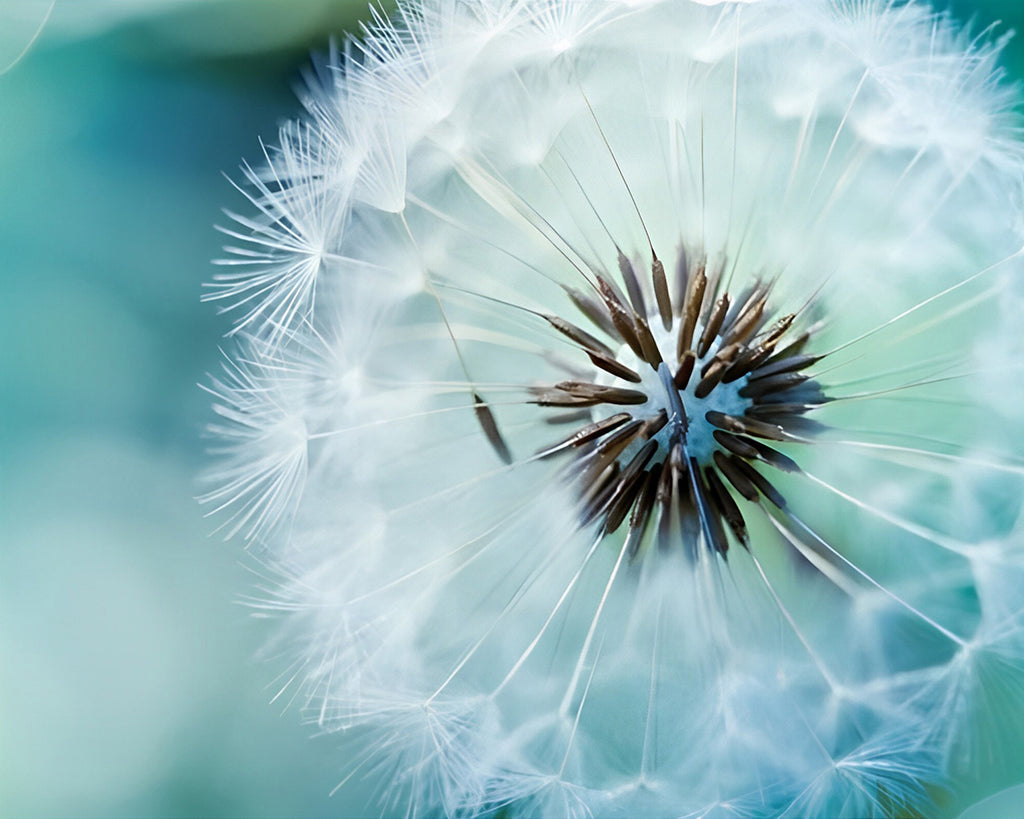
526,245,826,559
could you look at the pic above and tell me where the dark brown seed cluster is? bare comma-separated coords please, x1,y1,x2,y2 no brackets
531,248,828,561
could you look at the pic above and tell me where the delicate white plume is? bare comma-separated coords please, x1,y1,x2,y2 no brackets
205,1,1024,816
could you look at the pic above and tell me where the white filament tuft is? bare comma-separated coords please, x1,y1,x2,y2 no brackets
204,0,1024,815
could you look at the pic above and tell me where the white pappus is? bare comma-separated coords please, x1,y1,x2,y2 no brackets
203,1,1024,816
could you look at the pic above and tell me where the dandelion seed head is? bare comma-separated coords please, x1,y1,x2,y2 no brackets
206,0,1024,815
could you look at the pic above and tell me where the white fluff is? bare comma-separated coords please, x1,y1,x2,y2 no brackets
205,1,1024,816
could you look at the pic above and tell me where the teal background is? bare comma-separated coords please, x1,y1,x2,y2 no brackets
0,1,1020,817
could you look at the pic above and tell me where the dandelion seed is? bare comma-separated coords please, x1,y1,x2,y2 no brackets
205,1,1024,816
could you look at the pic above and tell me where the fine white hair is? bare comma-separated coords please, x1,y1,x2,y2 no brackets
205,1,1024,816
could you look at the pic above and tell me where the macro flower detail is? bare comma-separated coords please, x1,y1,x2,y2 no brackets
204,1,1024,817
528,257,826,557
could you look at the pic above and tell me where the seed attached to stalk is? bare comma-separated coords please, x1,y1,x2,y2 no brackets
532,244,826,559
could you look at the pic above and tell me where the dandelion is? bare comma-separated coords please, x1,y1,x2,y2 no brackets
205,0,1024,816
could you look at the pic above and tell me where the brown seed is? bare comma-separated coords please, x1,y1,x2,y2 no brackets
731,457,788,508
552,381,649,405
586,350,642,383
472,392,512,464
581,419,647,480
627,466,661,560
761,313,795,347
765,330,811,364
721,295,766,346
739,372,810,399
746,439,802,473
567,288,618,339
713,451,760,502
697,295,730,358
712,431,761,459
640,409,669,440
618,250,648,318
601,440,660,532
702,342,743,377
536,412,632,458
651,257,673,330
750,353,822,380
532,390,602,408
597,275,645,358
746,403,814,419
634,315,664,367
694,359,729,399
692,463,729,555
722,345,773,383
543,314,615,358
674,352,696,389
604,467,647,534
705,466,748,546
676,262,706,358
705,411,788,441
720,280,760,331
722,281,768,336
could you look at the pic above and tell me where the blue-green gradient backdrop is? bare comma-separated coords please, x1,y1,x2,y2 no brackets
1,1,1021,817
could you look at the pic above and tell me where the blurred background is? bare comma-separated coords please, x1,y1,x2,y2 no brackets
0,1,1021,817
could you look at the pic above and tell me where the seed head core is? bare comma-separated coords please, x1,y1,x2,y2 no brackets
524,247,827,560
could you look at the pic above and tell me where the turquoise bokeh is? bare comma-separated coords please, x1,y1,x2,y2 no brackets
1,1,1021,816
1,3,383,816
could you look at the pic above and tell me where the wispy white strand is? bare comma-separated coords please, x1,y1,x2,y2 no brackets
204,0,1024,816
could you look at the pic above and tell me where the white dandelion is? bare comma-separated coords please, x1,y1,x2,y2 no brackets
205,1,1024,816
